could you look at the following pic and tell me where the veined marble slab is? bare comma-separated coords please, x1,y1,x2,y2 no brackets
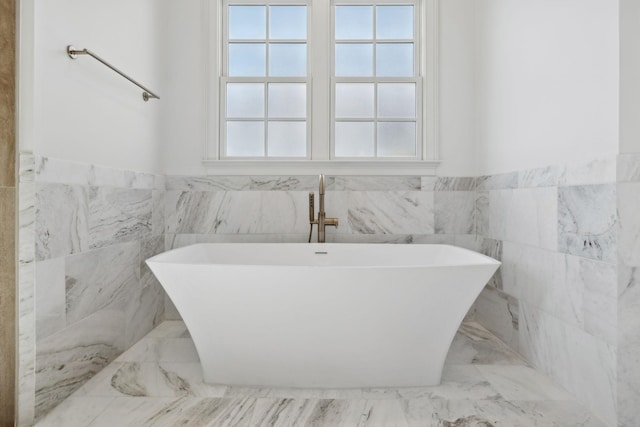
432,177,476,192
476,172,519,191
35,257,66,341
347,191,434,234
617,152,640,182
559,156,616,186
87,187,152,249
35,308,127,421
165,191,310,235
65,242,139,325
617,182,640,267
473,287,520,352
434,191,475,234
519,303,616,426
618,265,640,427
488,187,558,251
333,176,421,191
36,183,89,260
478,238,502,290
18,153,36,427
558,184,616,262
36,156,162,190
518,166,559,188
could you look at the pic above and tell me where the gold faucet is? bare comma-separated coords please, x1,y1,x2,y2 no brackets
308,174,338,243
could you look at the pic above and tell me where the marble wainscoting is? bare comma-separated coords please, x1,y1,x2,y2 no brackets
31,157,167,421
617,152,640,427
474,157,618,426
17,153,36,427
162,174,478,319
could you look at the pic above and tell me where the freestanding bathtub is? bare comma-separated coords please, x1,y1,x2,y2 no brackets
146,243,500,388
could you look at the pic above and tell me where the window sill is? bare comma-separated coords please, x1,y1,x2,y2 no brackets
202,159,441,176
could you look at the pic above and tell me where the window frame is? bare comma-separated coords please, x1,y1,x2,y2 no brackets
220,0,312,159
204,0,441,175
331,1,422,160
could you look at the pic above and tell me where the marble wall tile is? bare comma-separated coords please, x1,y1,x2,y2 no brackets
476,172,518,191
500,242,583,329
566,256,616,345
434,191,475,234
617,182,640,267
151,190,165,237
250,175,321,191
36,156,161,190
559,156,616,187
475,191,489,236
419,176,437,191
17,153,36,427
488,188,558,251
478,238,502,290
35,257,66,341
412,234,479,251
618,265,640,427
35,308,127,420
473,286,520,352
87,187,152,249
558,184,616,262
165,175,252,191
433,177,476,192
519,304,616,426
518,166,559,188
36,183,89,260
165,233,309,250
347,191,434,234
65,242,140,325
332,176,420,191
617,153,640,183
166,191,310,235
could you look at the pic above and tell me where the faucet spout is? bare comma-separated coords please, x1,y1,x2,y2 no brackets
308,174,338,243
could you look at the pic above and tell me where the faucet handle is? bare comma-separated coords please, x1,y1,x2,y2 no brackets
308,192,315,222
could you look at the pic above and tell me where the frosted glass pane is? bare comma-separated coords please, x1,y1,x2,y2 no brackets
376,43,413,77
335,6,373,39
268,84,306,118
336,44,373,77
227,83,264,118
376,6,413,39
229,6,266,39
270,6,307,39
268,122,307,157
378,122,416,157
269,44,306,77
335,84,374,118
229,43,266,77
335,122,375,157
378,84,416,119
227,121,264,157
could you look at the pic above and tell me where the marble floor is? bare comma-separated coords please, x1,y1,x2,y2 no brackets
36,321,606,427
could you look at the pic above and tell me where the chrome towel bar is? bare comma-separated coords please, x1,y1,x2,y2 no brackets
66,45,160,102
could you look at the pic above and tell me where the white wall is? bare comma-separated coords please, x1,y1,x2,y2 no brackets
436,0,476,176
159,0,478,177
620,0,640,154
474,0,619,176
32,0,163,173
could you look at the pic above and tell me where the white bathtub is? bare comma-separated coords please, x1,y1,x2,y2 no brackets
146,243,500,388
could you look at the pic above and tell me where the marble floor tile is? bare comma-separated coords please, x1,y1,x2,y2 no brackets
476,365,573,401
35,321,606,427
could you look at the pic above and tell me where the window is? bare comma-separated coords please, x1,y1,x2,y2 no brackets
208,0,439,174
222,2,310,158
